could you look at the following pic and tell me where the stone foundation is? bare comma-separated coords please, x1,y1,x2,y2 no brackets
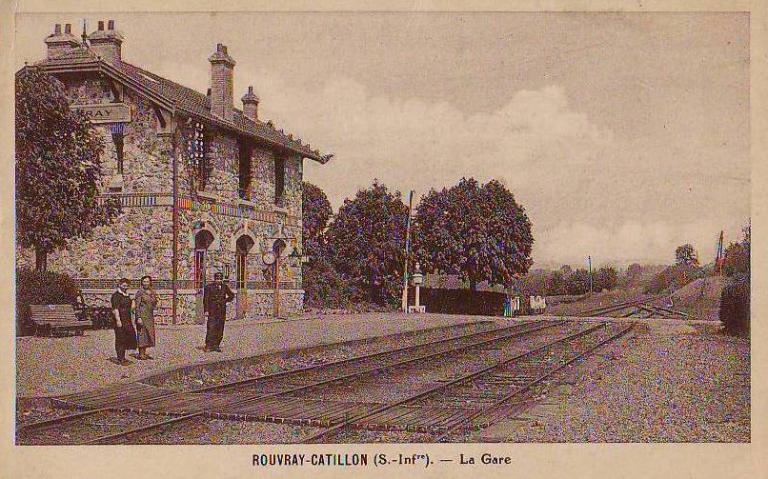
81,288,304,324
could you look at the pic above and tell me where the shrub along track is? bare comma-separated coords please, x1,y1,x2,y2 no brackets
16,319,562,445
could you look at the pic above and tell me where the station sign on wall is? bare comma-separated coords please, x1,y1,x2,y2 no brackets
70,103,132,124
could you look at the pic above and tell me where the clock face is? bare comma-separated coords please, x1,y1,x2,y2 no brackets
262,251,276,265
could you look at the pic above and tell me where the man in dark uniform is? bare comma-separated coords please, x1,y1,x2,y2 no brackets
203,272,234,352
111,278,137,365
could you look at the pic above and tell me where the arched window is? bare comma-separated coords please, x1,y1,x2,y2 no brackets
235,235,255,290
193,229,214,290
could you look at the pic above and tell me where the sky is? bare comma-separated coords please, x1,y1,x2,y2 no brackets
15,12,751,268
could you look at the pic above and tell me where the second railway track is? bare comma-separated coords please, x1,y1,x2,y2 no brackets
302,320,634,443
17,319,569,445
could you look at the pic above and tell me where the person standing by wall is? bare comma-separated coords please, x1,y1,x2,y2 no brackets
111,278,137,365
202,272,234,352
134,275,158,360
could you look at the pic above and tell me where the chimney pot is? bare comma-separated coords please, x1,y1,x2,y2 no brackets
88,20,123,63
64,24,71,34
46,23,78,58
209,43,236,121
241,85,259,121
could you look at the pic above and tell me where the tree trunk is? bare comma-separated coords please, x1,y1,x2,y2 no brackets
34,246,47,272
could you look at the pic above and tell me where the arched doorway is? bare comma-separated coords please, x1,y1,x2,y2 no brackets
194,230,214,324
235,235,255,320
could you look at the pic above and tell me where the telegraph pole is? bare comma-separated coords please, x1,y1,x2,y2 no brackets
401,190,414,313
588,255,593,294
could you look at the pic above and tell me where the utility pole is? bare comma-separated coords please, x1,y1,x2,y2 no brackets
401,190,414,313
588,255,593,294
715,230,724,275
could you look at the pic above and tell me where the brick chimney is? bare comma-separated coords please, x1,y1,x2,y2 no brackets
88,20,123,63
44,23,79,59
208,43,236,121
241,86,259,121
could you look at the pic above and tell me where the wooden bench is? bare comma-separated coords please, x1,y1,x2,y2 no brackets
29,304,91,337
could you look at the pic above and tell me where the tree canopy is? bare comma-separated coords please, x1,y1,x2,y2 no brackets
675,243,699,267
301,181,332,258
16,67,119,271
413,178,533,290
325,180,408,304
723,220,751,278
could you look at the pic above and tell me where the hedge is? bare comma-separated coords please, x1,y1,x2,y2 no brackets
720,277,750,337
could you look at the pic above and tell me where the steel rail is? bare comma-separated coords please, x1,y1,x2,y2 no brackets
433,322,636,442
300,321,607,444
85,321,563,444
17,320,503,434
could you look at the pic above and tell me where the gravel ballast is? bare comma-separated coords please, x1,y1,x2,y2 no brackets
470,325,750,442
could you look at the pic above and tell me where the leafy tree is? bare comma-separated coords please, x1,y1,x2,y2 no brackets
413,178,533,291
303,256,352,309
301,181,332,258
723,220,751,278
626,263,643,280
675,243,699,267
565,268,589,294
594,266,618,291
520,270,547,296
16,67,119,271
546,270,566,296
325,180,408,304
565,268,590,295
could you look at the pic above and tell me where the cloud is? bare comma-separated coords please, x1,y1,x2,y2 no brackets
255,74,614,217
156,63,748,266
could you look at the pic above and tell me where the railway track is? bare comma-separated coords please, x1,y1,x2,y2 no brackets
577,296,694,320
17,319,564,445
302,321,635,443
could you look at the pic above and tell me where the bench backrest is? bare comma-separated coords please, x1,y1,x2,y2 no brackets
29,304,78,322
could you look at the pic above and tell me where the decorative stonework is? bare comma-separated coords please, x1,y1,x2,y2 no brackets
19,40,318,324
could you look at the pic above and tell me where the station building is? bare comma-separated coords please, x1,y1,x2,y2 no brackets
17,21,330,324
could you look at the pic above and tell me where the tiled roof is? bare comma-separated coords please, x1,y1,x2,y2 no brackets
32,47,327,162
33,48,97,66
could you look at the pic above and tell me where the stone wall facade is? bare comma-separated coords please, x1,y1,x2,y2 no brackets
19,67,308,324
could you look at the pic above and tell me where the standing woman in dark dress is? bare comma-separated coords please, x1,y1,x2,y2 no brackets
134,275,158,360
111,278,137,365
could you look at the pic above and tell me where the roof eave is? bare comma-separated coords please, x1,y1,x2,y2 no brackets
27,58,330,163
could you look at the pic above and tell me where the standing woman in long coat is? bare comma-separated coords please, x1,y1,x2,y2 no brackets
134,275,158,360
111,278,138,365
